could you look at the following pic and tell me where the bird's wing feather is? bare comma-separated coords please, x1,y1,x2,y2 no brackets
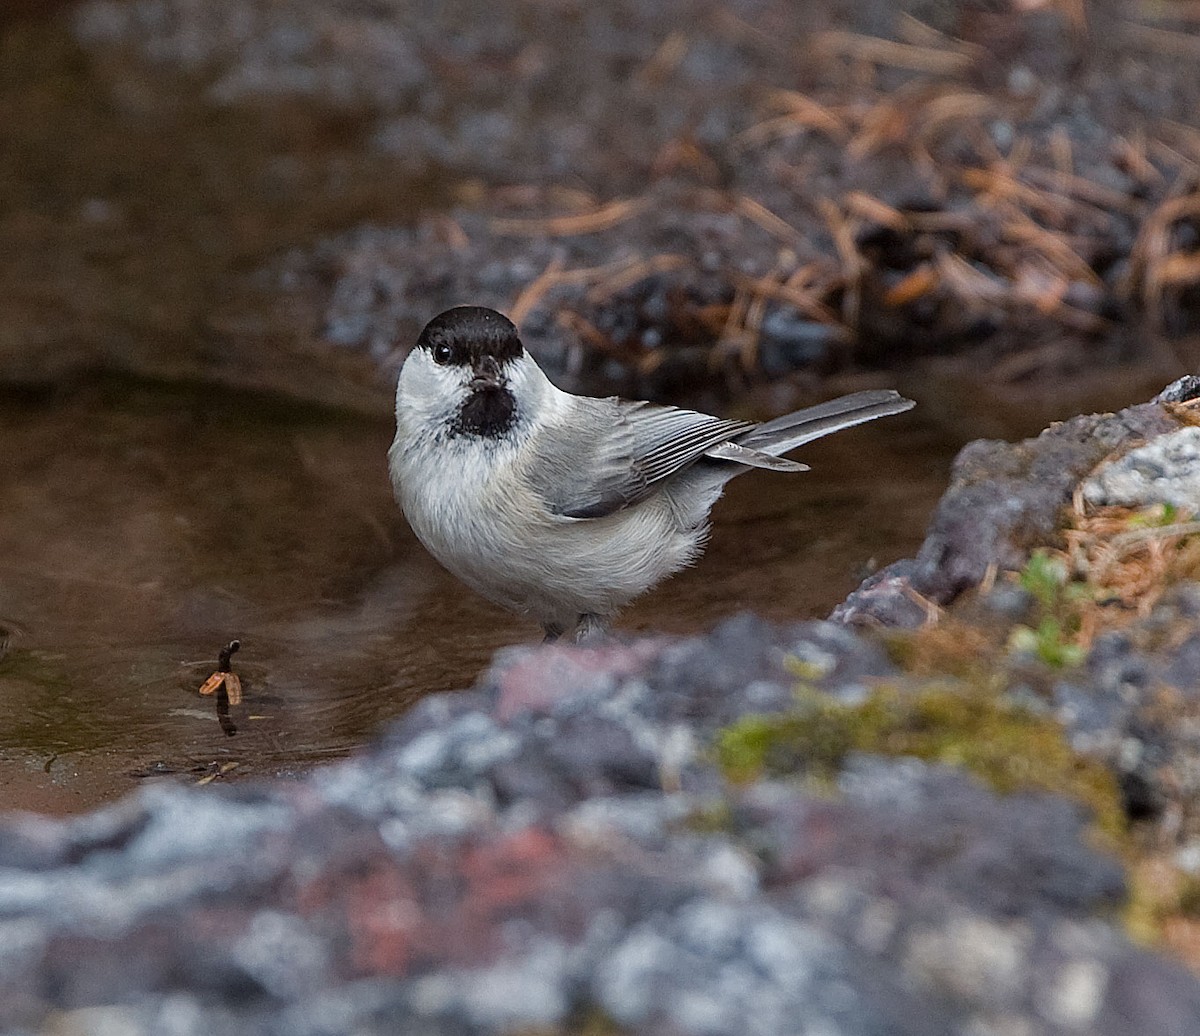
528,390,914,521
533,397,754,520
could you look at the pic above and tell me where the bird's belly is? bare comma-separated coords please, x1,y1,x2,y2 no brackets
403,475,699,622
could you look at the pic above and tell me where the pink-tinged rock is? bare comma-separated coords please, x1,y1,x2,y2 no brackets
493,639,666,722
287,825,588,978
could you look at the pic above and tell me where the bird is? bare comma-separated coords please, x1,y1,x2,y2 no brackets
389,306,914,643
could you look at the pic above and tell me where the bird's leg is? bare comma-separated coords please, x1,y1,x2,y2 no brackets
542,622,566,643
574,614,610,644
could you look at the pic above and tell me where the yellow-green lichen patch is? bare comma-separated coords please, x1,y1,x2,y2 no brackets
716,683,1124,841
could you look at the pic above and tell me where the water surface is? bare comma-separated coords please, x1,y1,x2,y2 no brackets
0,380,951,813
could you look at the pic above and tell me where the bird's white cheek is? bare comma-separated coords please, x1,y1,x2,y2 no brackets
505,353,574,427
394,355,470,439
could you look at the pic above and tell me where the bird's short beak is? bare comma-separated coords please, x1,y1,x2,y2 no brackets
470,357,503,390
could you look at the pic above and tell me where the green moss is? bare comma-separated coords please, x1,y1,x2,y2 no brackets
573,1010,627,1036
1125,858,1200,949
1128,502,1183,528
716,683,1124,840
1008,617,1087,668
1018,549,1074,611
1006,549,1093,668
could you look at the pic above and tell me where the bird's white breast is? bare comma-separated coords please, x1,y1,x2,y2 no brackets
389,403,703,626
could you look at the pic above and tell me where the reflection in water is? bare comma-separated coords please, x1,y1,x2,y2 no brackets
0,380,954,814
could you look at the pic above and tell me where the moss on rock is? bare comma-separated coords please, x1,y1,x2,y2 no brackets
717,681,1124,841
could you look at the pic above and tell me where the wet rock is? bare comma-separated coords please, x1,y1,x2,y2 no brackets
4,616,1199,1034
831,383,1200,847
829,376,1200,858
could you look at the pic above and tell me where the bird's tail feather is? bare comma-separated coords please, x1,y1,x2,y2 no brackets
704,440,810,472
735,389,914,457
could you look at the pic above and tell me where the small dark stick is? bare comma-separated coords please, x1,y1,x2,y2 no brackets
218,639,240,673
215,686,238,737
216,639,241,736
198,639,244,716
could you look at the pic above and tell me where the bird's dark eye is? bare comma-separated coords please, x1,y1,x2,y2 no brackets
432,343,454,365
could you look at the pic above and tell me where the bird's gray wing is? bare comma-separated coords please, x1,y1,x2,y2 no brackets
533,397,756,520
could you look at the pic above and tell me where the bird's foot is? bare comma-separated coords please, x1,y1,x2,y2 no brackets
574,614,610,644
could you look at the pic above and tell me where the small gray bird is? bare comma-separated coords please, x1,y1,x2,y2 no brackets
389,306,914,642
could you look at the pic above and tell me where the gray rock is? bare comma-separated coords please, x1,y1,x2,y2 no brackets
1155,376,1200,404
1083,426,1200,511
1,619,1197,1035
835,395,1179,627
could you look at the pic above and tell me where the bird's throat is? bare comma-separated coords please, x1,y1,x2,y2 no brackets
452,385,517,439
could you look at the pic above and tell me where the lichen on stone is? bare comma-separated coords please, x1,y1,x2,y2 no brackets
717,681,1124,841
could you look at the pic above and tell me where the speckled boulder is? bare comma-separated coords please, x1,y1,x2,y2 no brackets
2,619,1199,1035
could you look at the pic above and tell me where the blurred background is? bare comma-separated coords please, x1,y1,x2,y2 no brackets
1,0,1197,812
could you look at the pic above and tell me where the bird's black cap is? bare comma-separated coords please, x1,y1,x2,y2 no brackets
416,306,523,368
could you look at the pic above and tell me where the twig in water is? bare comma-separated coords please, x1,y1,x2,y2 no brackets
198,639,243,736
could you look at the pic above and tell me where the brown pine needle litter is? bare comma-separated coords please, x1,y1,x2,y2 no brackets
1061,494,1200,649
489,198,648,237
434,12,1200,398
811,30,977,76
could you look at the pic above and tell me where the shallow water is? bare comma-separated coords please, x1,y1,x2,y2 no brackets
0,4,959,814
0,379,952,813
